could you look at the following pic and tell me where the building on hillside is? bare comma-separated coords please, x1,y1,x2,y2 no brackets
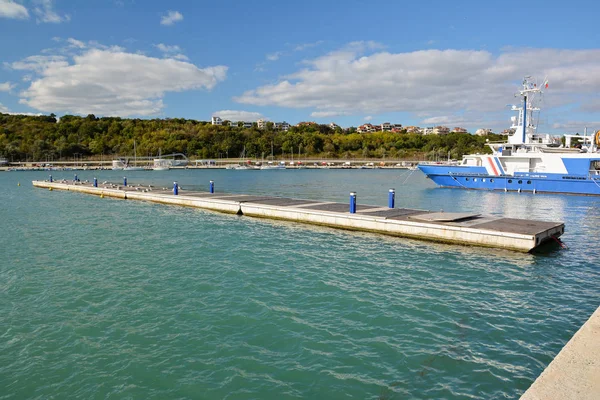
452,127,468,133
430,126,450,135
274,121,291,131
329,122,340,130
297,121,318,127
405,126,421,134
228,121,239,127
257,119,268,129
475,128,494,136
381,122,392,131
357,123,378,133
242,121,253,129
211,116,222,126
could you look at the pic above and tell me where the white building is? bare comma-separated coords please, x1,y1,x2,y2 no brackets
211,116,222,126
242,121,253,129
475,128,494,136
423,126,450,135
381,122,392,131
257,119,268,129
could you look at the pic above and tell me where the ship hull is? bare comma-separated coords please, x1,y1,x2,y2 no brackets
419,165,600,195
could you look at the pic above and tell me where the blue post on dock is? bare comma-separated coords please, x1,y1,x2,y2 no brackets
49,174,53,183
74,174,78,182
209,180,214,194
123,177,127,186
93,177,98,188
388,188,395,209
173,181,178,195
349,192,357,214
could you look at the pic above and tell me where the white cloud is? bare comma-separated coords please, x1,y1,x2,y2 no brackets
154,44,189,61
0,81,16,92
8,55,68,73
0,103,42,116
552,121,600,133
67,38,86,49
212,110,265,122
0,0,29,19
155,43,181,53
422,116,467,125
266,52,283,61
294,41,324,52
235,45,600,130
161,10,183,26
364,115,373,121
16,48,227,116
172,54,189,61
310,110,350,118
33,0,70,23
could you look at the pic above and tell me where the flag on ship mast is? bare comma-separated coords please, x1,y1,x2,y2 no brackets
544,79,549,89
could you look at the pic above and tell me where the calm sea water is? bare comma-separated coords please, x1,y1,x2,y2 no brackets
1,169,598,399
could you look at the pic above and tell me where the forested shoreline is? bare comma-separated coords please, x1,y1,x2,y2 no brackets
0,113,505,162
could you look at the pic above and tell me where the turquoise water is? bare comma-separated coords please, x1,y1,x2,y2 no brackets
1,169,598,399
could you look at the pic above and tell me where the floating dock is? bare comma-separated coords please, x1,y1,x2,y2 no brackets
32,180,564,252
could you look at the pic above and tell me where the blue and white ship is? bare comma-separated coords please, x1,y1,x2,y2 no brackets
418,77,600,195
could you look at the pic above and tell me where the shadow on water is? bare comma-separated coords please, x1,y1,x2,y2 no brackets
529,238,565,256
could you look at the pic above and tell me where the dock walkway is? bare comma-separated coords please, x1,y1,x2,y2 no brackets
521,305,600,399
32,180,564,252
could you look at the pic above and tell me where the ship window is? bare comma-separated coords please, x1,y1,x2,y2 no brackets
465,177,470,181
508,179,513,183
490,178,494,183
527,180,531,184
518,180,523,184
474,178,478,182
482,178,486,182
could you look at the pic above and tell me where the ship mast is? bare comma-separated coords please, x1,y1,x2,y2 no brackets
508,77,542,145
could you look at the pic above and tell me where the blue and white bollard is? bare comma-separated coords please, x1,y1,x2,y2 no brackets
388,188,395,209
93,177,98,187
74,174,78,182
123,177,127,186
209,180,214,194
349,192,357,214
173,181,179,195
49,174,53,183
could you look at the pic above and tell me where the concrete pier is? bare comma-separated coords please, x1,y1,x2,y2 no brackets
521,305,600,399
32,180,564,252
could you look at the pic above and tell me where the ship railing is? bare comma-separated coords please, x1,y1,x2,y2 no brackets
588,169,600,179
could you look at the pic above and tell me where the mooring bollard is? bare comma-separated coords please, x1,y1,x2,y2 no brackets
349,192,357,214
173,181,179,195
49,174,53,183
74,174,78,182
209,180,214,194
123,177,127,186
93,177,98,188
388,188,395,209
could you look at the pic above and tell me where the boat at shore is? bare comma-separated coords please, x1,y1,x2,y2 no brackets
418,77,600,195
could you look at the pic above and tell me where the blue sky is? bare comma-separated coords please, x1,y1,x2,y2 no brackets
1,0,600,133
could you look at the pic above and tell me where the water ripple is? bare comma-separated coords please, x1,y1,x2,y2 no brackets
1,171,599,399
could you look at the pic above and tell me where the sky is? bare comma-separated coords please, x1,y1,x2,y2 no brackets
1,0,600,133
